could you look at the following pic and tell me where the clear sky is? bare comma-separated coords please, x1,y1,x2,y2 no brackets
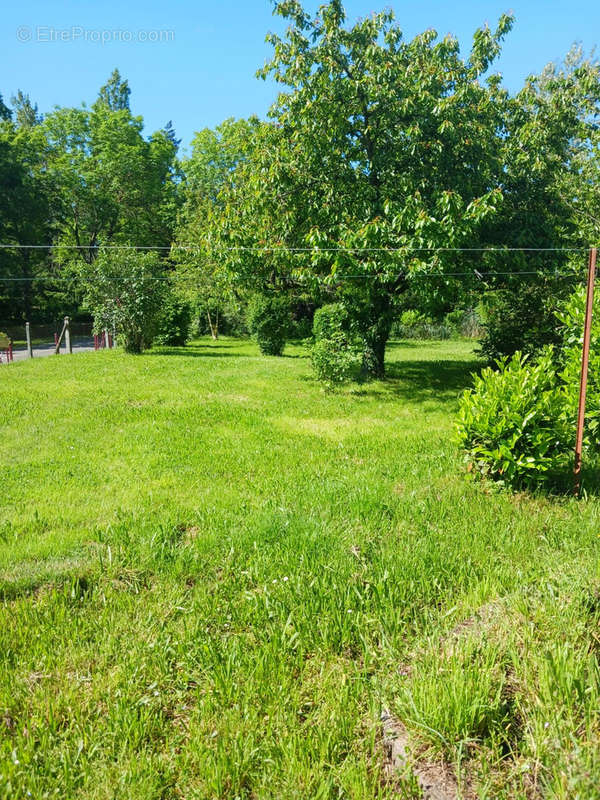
2,0,599,154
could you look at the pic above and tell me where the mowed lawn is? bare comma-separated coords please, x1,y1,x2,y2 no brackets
1,338,600,799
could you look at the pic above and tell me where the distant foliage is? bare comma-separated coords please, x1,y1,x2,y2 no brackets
81,250,166,354
311,304,360,388
154,292,192,346
391,308,482,341
445,308,483,339
392,310,450,340
246,295,291,356
478,284,564,363
458,286,600,489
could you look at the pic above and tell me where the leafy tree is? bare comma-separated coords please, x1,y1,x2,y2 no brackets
80,250,166,353
478,47,600,358
1,72,181,326
204,2,511,376
96,69,131,112
0,94,11,121
42,71,181,265
11,91,42,128
173,118,261,338
0,120,55,323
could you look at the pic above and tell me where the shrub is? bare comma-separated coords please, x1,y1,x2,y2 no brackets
479,284,563,363
556,285,600,450
81,250,166,354
312,303,349,340
246,295,291,356
457,350,572,489
458,284,600,491
154,292,192,346
311,304,360,388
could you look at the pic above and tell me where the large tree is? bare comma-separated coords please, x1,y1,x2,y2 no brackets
196,1,600,375
42,70,181,265
0,119,53,324
200,1,513,376
477,46,600,361
173,117,262,336
11,91,42,128
1,72,182,325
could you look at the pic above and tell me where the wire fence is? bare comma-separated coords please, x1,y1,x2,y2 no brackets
0,241,591,287
0,321,100,362
1,244,596,360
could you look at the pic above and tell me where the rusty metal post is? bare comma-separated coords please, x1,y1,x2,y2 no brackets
574,247,597,495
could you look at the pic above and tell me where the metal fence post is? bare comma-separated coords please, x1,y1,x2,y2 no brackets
65,317,72,354
25,322,33,358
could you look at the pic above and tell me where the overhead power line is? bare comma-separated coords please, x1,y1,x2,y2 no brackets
0,271,584,283
0,243,591,252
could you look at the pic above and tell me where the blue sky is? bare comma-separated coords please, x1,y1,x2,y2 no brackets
2,0,599,153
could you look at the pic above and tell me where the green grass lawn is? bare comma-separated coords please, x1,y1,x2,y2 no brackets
1,338,599,799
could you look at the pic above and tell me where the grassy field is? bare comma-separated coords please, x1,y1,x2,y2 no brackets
1,338,599,799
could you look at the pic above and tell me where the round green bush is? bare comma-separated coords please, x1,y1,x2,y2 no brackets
457,350,571,489
246,295,291,356
153,293,192,346
82,250,166,354
311,304,360,388
458,284,600,490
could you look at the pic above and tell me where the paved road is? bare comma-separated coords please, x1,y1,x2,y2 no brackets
9,338,97,362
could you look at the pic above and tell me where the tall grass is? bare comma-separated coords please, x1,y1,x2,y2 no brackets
0,338,599,798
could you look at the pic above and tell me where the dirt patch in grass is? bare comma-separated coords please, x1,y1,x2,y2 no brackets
381,710,461,799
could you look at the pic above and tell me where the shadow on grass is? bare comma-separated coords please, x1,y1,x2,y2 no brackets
534,463,600,498
350,357,483,404
148,345,253,358
149,340,311,359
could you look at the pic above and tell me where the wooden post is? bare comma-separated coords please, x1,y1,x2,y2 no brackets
25,322,33,358
54,318,68,355
104,329,110,349
64,317,72,354
574,247,597,495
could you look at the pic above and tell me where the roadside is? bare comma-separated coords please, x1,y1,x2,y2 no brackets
9,338,96,362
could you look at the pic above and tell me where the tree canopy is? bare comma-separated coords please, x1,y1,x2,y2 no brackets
178,1,599,375
0,71,181,324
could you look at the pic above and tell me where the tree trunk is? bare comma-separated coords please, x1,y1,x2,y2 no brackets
206,309,218,340
357,291,393,380
361,330,389,378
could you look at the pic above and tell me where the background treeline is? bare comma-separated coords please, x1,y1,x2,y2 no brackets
0,71,179,328
2,2,600,374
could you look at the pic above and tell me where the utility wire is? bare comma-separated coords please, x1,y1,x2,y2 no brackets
0,243,590,252
0,243,590,281
0,271,584,282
